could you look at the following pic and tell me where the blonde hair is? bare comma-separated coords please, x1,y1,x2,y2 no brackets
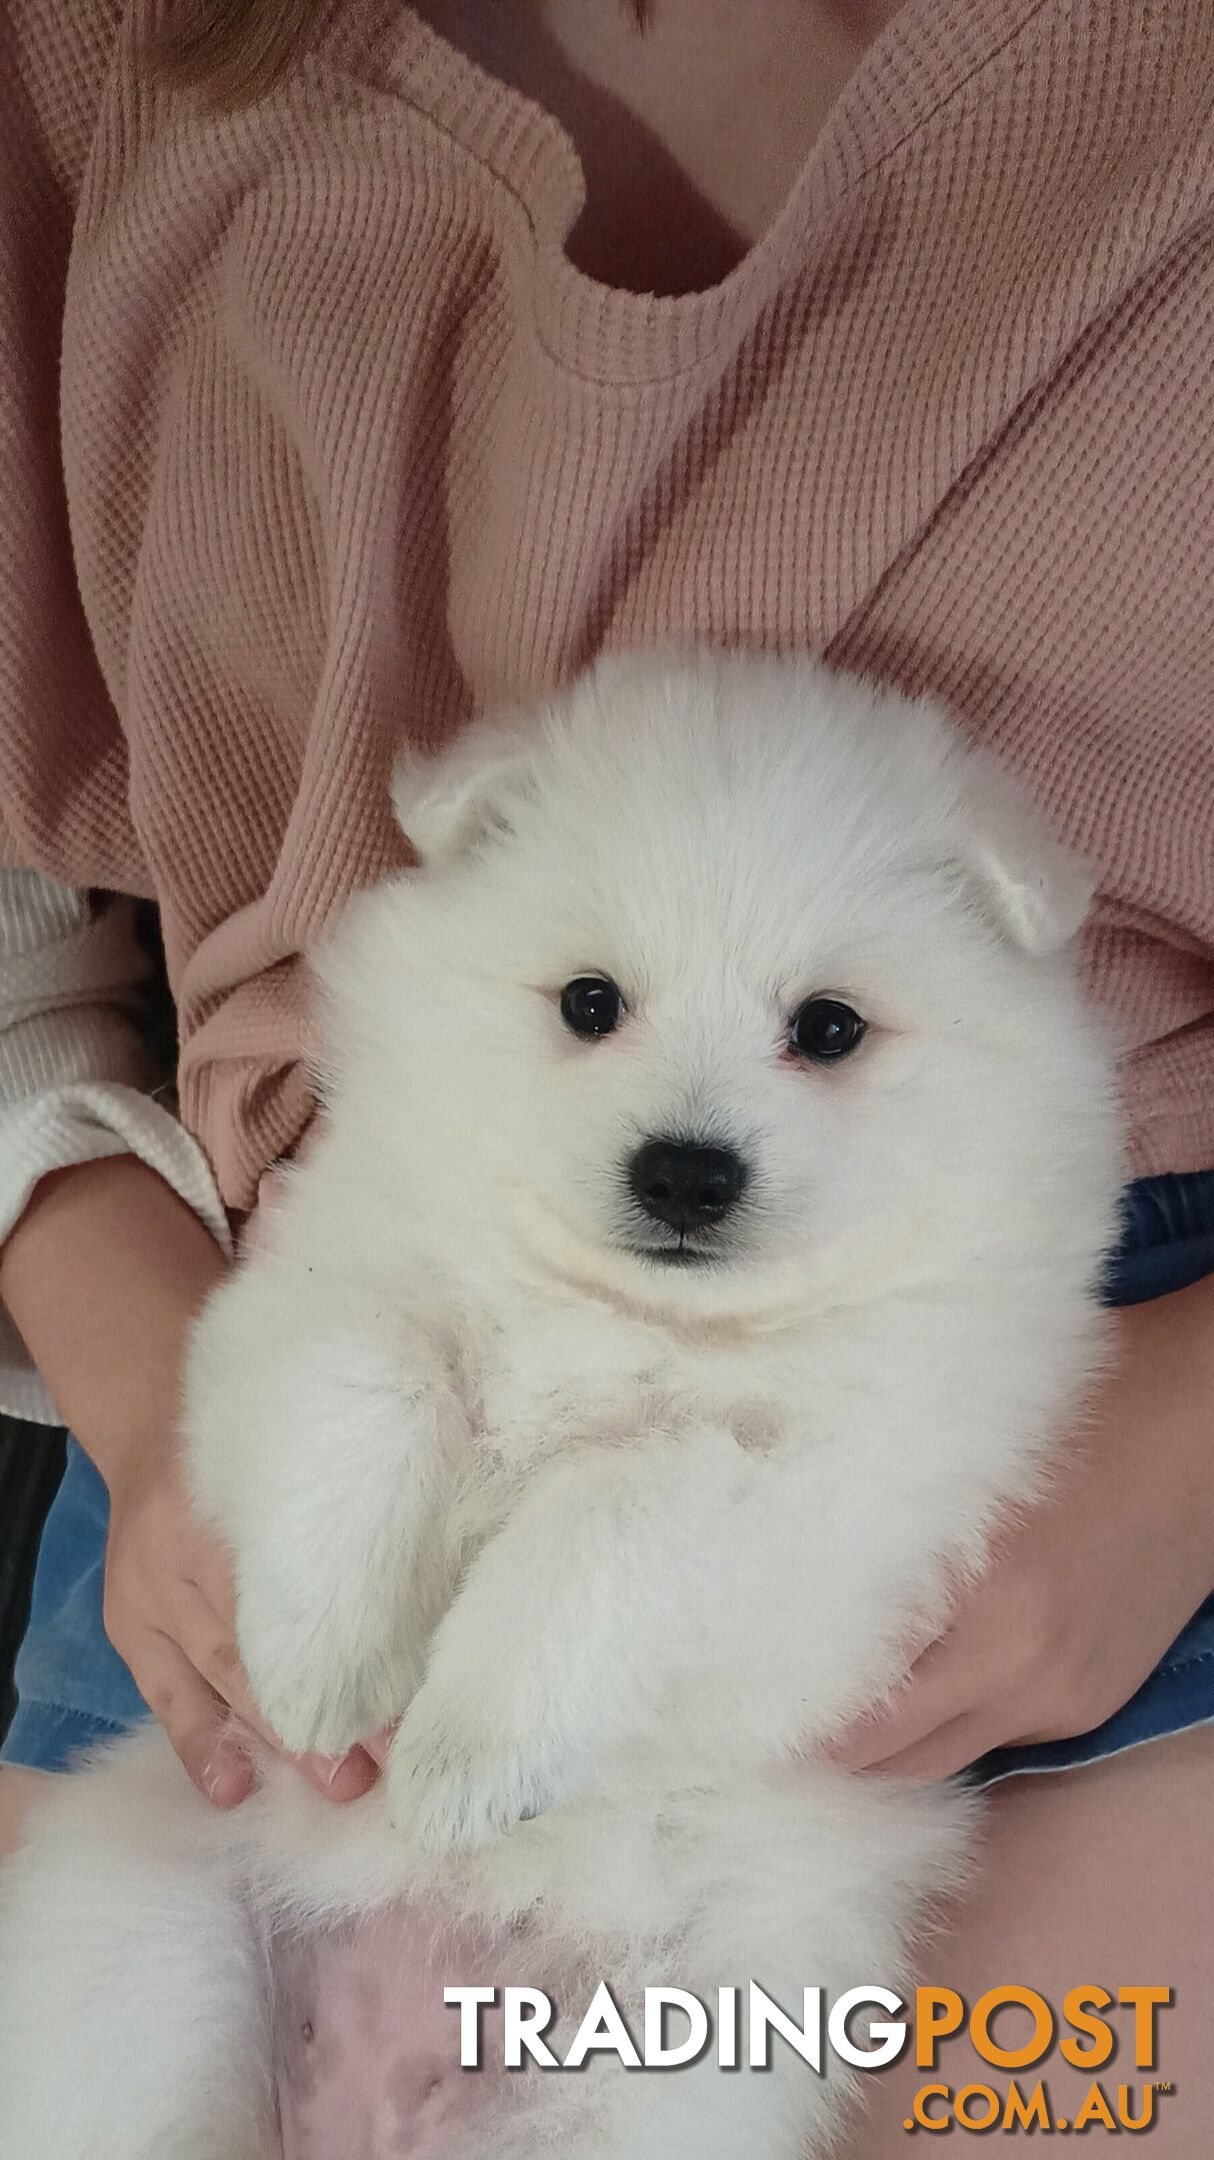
160,0,649,106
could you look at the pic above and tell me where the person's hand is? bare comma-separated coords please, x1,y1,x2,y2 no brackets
0,1154,380,1809
824,1277,1214,1780
103,1423,381,1808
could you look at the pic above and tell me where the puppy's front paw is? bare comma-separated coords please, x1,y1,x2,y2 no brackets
385,1688,560,1854
238,1578,415,1760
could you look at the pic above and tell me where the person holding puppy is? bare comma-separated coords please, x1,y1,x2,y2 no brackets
1,0,1212,2145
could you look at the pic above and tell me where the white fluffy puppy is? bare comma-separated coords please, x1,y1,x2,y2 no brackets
0,653,1122,2160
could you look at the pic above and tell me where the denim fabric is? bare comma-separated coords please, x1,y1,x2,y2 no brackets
1,1437,148,1769
5,1170,1214,1778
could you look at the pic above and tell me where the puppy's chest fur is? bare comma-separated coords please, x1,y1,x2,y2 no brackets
456,1296,793,1483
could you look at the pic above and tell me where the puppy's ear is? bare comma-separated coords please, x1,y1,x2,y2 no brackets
392,719,538,865
958,746,1094,955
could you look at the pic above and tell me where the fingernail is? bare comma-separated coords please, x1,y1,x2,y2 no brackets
297,1751,343,1785
203,1744,254,1809
327,1747,379,1799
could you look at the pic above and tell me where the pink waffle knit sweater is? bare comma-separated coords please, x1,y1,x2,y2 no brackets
2,0,1212,1211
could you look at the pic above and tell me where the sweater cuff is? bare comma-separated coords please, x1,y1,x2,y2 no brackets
0,1082,232,1428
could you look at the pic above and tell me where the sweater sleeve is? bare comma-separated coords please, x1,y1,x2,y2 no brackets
0,868,231,1428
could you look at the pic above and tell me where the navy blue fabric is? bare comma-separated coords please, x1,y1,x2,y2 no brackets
4,1170,1214,1778
1103,1169,1214,1307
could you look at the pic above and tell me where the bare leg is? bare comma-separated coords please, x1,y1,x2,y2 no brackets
846,1724,1214,2155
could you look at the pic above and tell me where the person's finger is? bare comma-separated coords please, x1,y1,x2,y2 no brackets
170,1580,282,1744
201,1733,259,1808
196,1643,379,1794
215,1710,380,1803
136,1634,255,1807
860,1709,998,1782
294,1746,381,1801
178,1537,241,1645
173,1555,382,1801
180,1597,380,1793
822,1630,983,1768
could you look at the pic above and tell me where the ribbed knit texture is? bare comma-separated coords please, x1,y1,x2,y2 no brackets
2,0,1212,1207
0,871,231,1422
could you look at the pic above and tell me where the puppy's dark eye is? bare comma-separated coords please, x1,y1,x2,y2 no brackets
790,997,867,1062
561,976,624,1038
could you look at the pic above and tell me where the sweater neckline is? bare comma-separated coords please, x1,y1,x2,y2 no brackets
348,0,1049,385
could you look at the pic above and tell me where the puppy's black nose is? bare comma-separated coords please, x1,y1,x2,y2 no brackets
628,1138,748,1234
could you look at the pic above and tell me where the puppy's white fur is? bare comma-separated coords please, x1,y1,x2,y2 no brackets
0,654,1123,2159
